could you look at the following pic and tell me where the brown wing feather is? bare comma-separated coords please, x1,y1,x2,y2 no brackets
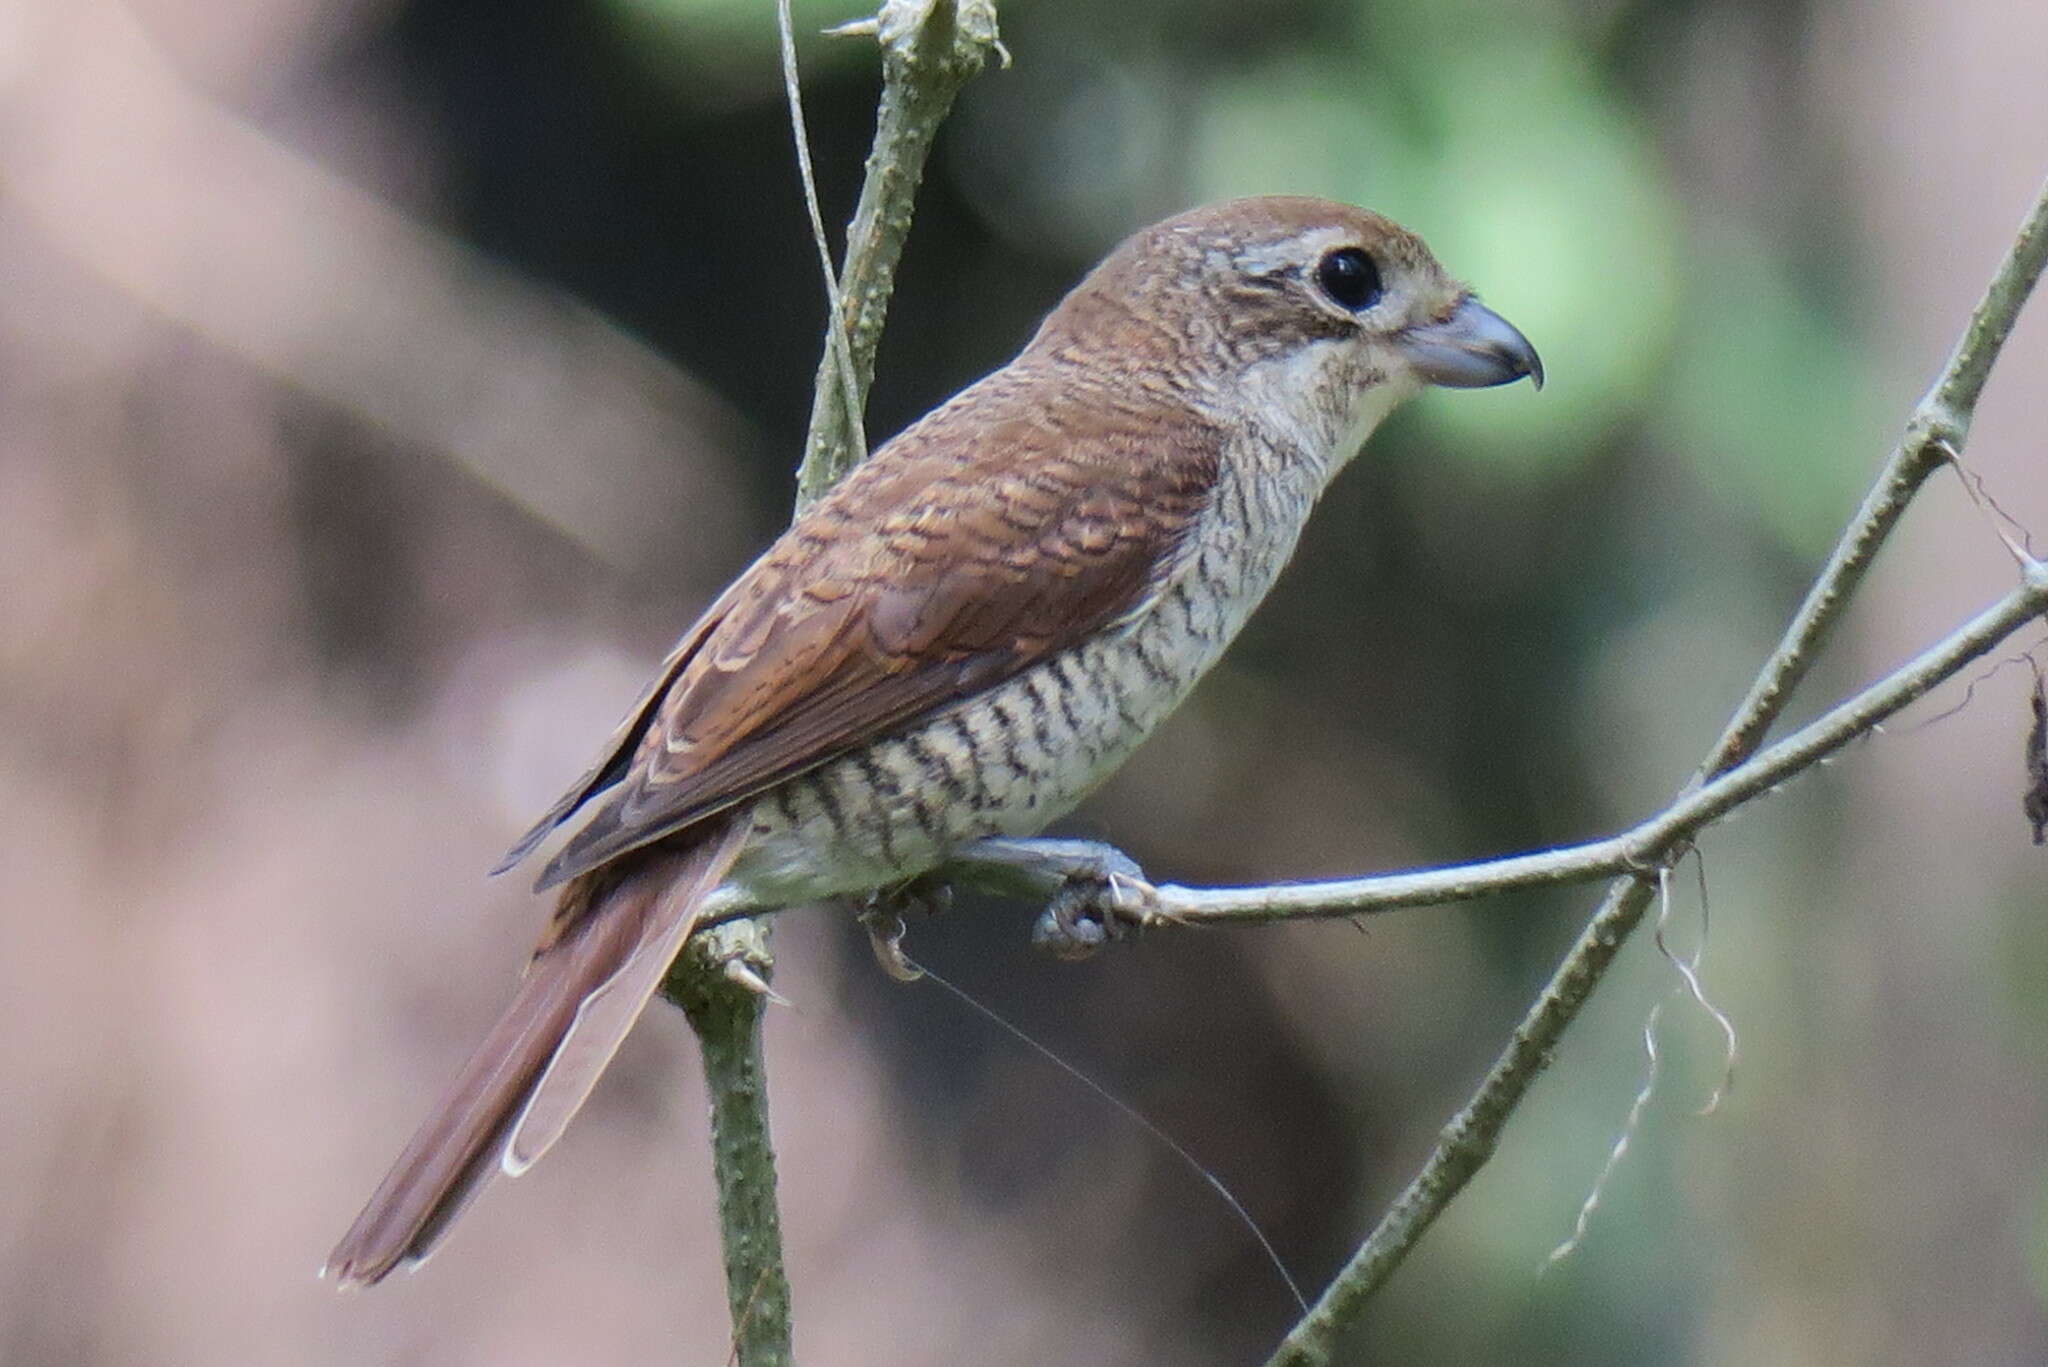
520,381,1222,891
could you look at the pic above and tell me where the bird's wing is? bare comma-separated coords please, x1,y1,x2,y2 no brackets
515,389,1223,891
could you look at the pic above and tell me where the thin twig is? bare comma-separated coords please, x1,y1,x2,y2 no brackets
792,0,1004,506
1151,566,2048,924
1260,171,2048,1367
778,0,868,475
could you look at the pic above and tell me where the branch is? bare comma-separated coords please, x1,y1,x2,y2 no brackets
1260,171,2048,1367
1148,570,2048,924
665,925,791,1367
661,4,1002,1361
793,0,1004,506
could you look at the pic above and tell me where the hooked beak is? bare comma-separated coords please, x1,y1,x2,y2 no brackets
1398,295,1543,391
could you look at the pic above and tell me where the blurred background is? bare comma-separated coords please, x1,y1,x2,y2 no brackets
2,0,2044,1362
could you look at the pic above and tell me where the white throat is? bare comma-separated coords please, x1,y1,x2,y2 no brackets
1233,342,1418,483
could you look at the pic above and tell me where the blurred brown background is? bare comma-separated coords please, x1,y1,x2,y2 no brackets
3,0,2046,1362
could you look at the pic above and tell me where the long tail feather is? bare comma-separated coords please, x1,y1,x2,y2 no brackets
506,819,746,1172
324,819,744,1287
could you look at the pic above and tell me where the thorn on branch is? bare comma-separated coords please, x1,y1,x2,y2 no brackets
723,959,792,1006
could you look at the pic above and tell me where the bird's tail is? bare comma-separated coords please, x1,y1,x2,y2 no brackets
323,819,746,1288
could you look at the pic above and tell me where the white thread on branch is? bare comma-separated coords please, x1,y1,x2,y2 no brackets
1661,855,1737,1117
1544,997,1667,1272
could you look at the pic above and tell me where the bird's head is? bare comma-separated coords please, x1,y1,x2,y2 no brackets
1031,196,1541,468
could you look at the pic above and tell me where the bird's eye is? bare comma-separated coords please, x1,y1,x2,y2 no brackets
1315,247,1383,311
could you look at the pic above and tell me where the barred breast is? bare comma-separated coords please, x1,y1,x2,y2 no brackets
721,449,1319,907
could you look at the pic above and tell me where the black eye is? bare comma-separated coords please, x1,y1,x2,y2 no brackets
1315,247,1383,311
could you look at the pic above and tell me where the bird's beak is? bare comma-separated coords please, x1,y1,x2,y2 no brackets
1398,295,1544,390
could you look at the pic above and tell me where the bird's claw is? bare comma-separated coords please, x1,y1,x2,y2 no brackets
859,909,922,982
854,873,954,982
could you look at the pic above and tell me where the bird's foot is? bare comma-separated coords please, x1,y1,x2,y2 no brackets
942,837,1162,960
1030,869,1161,960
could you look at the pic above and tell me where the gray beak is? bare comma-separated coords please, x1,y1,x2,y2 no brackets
1398,295,1543,390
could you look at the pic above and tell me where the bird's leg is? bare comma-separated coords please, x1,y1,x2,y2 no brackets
939,836,1163,959
941,835,1148,896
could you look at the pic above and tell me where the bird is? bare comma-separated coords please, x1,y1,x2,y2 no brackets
324,195,1541,1286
